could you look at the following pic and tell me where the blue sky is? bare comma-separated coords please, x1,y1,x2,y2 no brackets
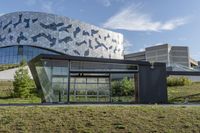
0,0,200,60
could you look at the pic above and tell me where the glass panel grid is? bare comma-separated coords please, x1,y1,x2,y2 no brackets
70,75,110,102
70,61,138,72
35,60,69,103
0,46,59,64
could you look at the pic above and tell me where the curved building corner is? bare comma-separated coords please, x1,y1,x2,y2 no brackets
0,11,124,64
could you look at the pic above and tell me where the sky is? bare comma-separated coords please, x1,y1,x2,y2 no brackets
0,0,200,60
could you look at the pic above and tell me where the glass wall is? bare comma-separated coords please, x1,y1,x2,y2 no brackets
71,61,137,72
35,59,69,103
32,58,137,103
0,45,59,64
70,73,110,102
69,61,136,103
111,73,135,103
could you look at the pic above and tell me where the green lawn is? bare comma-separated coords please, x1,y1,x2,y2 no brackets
0,97,41,104
0,81,200,132
168,82,200,103
0,106,200,132
0,80,41,104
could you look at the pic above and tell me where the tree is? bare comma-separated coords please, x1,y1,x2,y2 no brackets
13,61,36,98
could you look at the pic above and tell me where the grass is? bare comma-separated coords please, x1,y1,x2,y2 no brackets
0,81,13,98
0,106,200,132
0,64,19,71
0,81,199,132
0,80,41,104
0,97,41,104
168,82,200,103
0,80,13,86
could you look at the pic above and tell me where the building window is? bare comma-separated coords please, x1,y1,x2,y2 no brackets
0,45,60,64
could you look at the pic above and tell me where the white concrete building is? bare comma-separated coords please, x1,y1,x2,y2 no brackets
125,44,198,69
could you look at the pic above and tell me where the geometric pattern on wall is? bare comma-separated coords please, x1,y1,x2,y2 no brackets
0,11,124,59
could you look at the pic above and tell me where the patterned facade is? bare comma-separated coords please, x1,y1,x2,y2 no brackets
0,11,124,64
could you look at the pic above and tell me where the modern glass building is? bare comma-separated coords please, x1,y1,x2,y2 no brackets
0,11,124,65
29,54,138,103
1,11,168,104
28,54,168,104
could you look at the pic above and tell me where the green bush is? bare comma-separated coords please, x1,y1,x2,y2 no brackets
167,76,192,86
112,77,134,97
13,62,36,98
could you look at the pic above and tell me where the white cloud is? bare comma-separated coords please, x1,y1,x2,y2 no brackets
103,5,189,31
123,39,133,54
161,18,188,30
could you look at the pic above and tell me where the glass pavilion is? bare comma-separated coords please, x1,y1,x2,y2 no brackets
28,54,168,104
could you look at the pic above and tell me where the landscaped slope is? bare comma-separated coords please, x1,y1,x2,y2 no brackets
0,64,19,71
168,82,200,103
0,106,200,133
0,80,40,104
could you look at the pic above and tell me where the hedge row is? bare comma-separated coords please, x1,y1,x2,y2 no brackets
167,76,192,86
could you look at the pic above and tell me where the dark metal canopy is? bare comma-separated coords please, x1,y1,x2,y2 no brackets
29,54,165,66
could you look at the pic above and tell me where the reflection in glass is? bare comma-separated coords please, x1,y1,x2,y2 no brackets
32,58,136,103
71,61,137,72
35,60,69,102
0,45,59,64
70,75,110,102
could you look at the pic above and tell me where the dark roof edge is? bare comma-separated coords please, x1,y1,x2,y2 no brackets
29,54,166,66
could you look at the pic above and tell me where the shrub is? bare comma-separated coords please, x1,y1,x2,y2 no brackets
167,76,192,86
121,77,134,96
13,61,36,98
112,77,135,97
112,80,122,97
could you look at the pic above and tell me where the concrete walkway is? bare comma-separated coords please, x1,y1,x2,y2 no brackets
0,103,200,107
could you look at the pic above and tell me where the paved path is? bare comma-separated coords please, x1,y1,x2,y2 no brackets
0,103,200,107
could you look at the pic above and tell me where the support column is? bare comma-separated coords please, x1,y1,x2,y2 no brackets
134,73,139,103
67,61,70,103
